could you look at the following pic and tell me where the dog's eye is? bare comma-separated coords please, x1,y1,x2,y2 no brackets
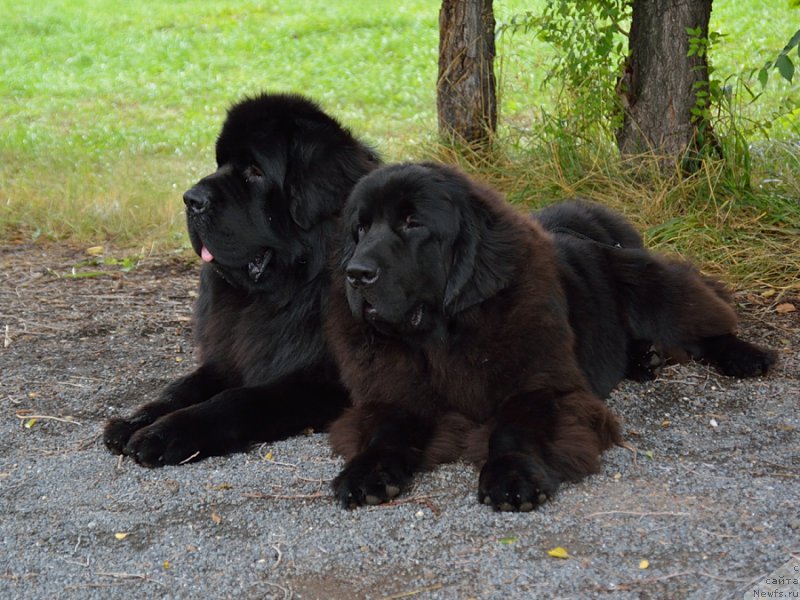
243,165,264,182
403,214,422,230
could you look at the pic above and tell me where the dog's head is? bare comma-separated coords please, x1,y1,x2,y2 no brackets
184,93,379,293
341,162,518,338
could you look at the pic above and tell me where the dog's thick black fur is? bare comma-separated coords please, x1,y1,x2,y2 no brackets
103,93,379,467
325,162,775,511
533,200,664,389
534,200,775,395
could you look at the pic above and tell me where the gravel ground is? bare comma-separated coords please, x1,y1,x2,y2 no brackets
1,243,798,600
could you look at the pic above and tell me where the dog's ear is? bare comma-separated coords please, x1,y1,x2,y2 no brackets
443,180,518,315
285,119,379,230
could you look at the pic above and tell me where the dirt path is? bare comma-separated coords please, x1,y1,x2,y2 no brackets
1,243,798,599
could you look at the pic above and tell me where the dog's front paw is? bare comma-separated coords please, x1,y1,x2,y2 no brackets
121,410,214,468
103,417,142,455
332,451,414,509
478,453,558,512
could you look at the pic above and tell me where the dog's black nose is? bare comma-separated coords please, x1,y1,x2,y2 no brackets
183,186,210,214
346,262,379,288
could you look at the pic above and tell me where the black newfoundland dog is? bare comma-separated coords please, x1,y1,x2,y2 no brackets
325,162,775,511
103,93,379,467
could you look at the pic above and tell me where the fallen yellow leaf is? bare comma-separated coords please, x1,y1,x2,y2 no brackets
163,560,171,569
265,451,274,461
776,302,796,314
547,546,569,559
639,559,650,569
86,245,104,256
114,532,129,540
24,419,37,429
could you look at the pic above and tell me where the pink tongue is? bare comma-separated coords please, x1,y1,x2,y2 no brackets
200,246,214,263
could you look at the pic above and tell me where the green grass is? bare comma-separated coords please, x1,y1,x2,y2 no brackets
1,0,798,288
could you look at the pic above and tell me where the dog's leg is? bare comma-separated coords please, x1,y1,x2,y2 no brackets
331,405,435,508
615,252,776,378
477,389,620,511
653,261,776,377
103,363,230,456
109,371,348,467
689,333,776,378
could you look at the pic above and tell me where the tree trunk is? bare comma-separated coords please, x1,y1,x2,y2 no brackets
437,0,497,147
616,0,715,170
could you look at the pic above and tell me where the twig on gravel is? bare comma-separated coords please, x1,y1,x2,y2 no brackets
759,459,799,473
654,363,724,389
95,571,164,587
697,527,740,539
697,570,754,583
585,510,690,519
598,570,693,591
381,583,445,599
15,318,71,332
15,411,82,425
263,581,293,599
76,433,101,451
264,458,300,469
243,490,327,501
178,451,200,465
271,544,283,569
374,494,443,516
60,556,90,568
605,568,753,592
296,475,334,484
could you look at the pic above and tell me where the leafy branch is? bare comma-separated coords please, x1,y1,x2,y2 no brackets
756,28,800,87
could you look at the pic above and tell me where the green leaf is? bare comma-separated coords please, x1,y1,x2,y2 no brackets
775,54,795,82
784,28,800,52
498,536,518,545
758,67,769,88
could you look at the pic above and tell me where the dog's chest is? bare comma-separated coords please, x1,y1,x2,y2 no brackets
425,345,499,421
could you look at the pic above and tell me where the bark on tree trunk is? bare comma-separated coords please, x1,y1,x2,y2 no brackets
616,0,714,170
437,0,497,147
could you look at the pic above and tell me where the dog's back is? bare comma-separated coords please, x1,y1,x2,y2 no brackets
534,199,643,249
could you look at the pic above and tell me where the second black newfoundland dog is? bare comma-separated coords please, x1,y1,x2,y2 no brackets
326,162,775,511
103,93,379,466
